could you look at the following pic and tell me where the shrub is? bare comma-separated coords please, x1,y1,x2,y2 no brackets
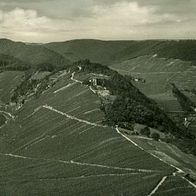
0,114,6,126
172,83,195,112
140,126,151,137
151,133,160,141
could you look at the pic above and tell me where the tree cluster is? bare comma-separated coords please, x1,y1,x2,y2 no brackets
73,59,196,155
0,114,6,126
172,83,196,112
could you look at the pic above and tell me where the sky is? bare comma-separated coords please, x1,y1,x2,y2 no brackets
0,0,195,42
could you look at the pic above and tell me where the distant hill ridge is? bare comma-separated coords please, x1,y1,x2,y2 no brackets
46,39,196,64
0,39,70,69
0,39,196,69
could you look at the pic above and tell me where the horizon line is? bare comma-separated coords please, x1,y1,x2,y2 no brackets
0,37,196,44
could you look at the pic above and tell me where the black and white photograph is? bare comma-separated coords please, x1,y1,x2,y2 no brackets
0,0,196,195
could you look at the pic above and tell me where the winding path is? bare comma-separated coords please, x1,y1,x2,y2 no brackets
148,176,168,196
0,153,159,174
43,105,106,128
0,110,15,119
115,127,196,191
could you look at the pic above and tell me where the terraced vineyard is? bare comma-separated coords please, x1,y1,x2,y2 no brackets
111,55,196,111
110,55,196,136
0,39,196,195
0,69,196,195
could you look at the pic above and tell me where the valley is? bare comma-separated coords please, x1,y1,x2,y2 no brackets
0,39,196,195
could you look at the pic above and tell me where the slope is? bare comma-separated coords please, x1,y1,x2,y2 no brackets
0,71,24,105
111,55,196,112
45,39,196,65
45,39,133,64
0,68,195,195
112,40,196,65
0,54,29,71
0,39,70,68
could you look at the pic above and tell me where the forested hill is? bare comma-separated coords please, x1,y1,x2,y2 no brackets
69,60,196,155
0,39,196,70
45,39,196,64
0,54,29,71
0,39,70,69
111,40,196,64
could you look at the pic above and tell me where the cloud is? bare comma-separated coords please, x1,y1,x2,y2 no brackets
0,0,94,19
93,2,182,26
1,0,196,20
0,8,52,42
0,2,195,42
74,2,187,39
0,8,49,29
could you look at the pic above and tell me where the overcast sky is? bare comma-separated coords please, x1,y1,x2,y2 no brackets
0,0,195,42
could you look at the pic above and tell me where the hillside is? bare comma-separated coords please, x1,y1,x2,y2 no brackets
0,39,196,195
110,54,196,135
45,39,196,65
0,39,70,69
1,38,196,68
0,69,174,195
112,40,196,64
0,66,196,195
0,71,24,104
45,39,133,63
111,55,196,96
0,54,29,71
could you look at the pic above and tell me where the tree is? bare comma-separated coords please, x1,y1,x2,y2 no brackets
151,133,160,141
0,114,6,126
140,126,151,137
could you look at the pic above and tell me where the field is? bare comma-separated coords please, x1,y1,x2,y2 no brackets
129,135,196,177
0,38,196,195
111,55,196,113
1,71,195,195
152,176,196,196
110,55,196,137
